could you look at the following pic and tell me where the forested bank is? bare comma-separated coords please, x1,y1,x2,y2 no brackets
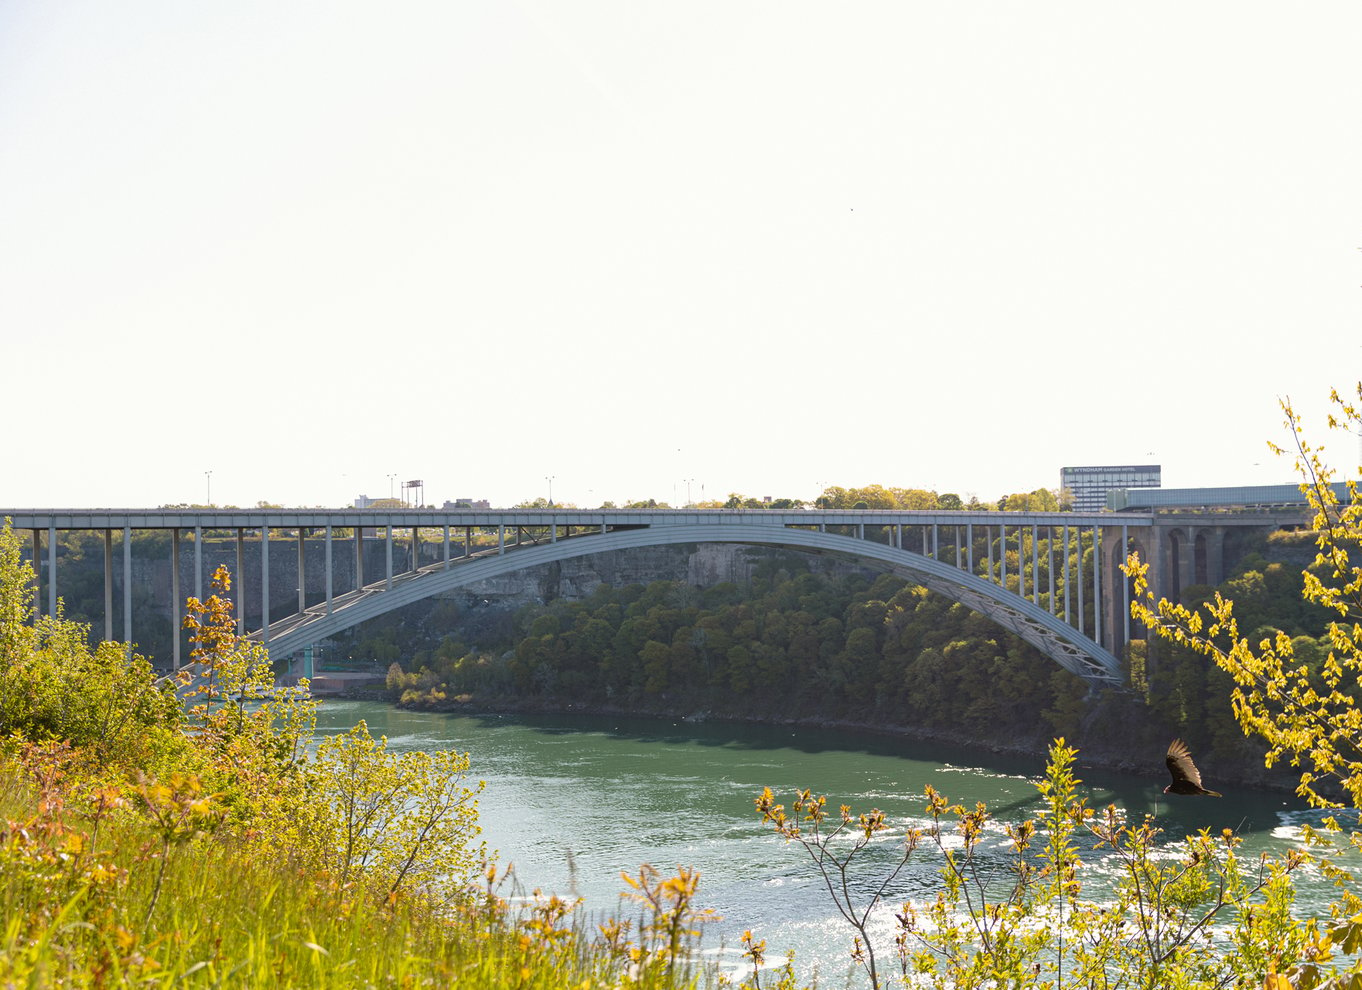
376,529,1334,789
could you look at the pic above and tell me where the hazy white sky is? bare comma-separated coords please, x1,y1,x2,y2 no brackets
2,2,1359,510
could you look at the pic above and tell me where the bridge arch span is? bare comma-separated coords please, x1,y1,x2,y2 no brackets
261,523,1126,686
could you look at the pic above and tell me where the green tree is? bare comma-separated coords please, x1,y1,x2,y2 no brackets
999,488,1060,512
0,521,183,768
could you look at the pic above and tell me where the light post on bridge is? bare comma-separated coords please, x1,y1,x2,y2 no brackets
205,470,212,507
545,475,555,508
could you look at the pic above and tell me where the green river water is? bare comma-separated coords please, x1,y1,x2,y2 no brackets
315,699,1336,985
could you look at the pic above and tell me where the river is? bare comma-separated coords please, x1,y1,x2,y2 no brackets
314,699,1335,985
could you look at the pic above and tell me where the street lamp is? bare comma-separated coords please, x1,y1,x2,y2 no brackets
387,474,396,502
205,470,212,507
545,475,555,508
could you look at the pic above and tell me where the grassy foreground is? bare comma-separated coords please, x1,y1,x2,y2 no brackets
0,754,620,987
0,523,735,988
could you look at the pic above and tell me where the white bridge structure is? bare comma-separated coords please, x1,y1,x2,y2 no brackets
3,492,1322,688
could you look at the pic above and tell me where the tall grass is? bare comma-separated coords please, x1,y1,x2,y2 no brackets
0,530,735,988
0,756,715,988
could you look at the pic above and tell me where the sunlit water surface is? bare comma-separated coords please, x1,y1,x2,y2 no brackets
315,700,1339,985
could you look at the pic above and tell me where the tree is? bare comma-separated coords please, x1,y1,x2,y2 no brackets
0,520,182,767
890,487,939,510
312,719,484,899
999,488,1060,512
1129,385,1362,985
1130,387,1362,810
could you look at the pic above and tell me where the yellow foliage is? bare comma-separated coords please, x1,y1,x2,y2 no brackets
1129,386,1362,811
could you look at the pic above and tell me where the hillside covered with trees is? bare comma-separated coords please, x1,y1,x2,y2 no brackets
378,527,1335,787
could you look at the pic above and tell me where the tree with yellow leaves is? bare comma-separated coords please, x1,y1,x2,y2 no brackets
1129,384,1362,987
1129,385,1362,811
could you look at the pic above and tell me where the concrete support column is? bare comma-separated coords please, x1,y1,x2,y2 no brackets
1001,526,1007,588
1205,526,1227,587
297,529,306,614
966,522,974,573
1123,523,1131,648
1092,525,1102,647
325,525,333,614
171,529,181,671
236,530,245,636
443,524,451,569
1154,526,1177,602
1099,526,1128,656
194,525,203,602
1177,527,1196,599
355,527,364,589
410,525,420,572
123,525,132,650
385,526,393,590
261,526,270,644
498,524,505,554
103,530,113,642
30,530,40,619
47,524,57,617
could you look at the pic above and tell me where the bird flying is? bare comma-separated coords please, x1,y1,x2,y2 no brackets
1164,739,1221,796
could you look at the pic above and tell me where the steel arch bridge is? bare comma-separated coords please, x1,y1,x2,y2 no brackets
258,521,1128,686
6,507,1147,688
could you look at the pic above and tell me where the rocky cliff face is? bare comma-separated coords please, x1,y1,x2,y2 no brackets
438,542,863,608
98,538,864,626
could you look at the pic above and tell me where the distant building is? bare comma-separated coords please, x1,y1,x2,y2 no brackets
353,494,373,508
1060,464,1161,513
443,498,491,510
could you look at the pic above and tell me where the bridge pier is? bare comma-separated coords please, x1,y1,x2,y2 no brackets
236,529,246,636
261,526,270,645
1099,524,1134,659
103,530,113,642
326,525,334,614
171,529,180,670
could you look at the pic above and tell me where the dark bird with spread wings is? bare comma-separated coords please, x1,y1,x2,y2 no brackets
1164,739,1222,796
